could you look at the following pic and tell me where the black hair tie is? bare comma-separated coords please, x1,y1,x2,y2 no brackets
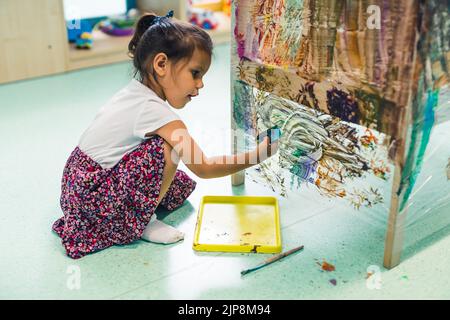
153,10,174,25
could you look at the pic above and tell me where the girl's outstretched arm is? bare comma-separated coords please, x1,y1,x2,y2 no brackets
150,120,278,179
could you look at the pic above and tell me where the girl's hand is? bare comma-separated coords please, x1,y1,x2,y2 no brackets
256,136,279,163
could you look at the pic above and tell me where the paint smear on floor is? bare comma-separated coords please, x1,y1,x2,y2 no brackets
316,259,336,272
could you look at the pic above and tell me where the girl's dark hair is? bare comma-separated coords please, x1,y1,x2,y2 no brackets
128,13,213,83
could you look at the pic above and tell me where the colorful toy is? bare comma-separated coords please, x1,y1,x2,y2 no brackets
99,19,134,36
188,7,219,30
75,32,93,49
98,9,138,37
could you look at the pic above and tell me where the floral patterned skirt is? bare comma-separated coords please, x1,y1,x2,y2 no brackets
52,136,196,259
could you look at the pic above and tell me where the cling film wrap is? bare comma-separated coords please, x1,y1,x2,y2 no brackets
231,0,450,258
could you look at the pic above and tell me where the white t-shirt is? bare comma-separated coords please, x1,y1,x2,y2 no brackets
78,79,181,169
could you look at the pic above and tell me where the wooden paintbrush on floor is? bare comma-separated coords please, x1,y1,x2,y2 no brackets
241,245,304,276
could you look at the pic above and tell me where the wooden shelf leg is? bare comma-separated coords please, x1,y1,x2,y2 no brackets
230,22,245,187
383,163,408,269
230,122,245,186
231,171,245,186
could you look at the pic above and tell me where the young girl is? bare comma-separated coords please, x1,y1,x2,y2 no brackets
52,11,278,259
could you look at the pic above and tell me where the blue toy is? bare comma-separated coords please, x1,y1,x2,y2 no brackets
67,19,92,42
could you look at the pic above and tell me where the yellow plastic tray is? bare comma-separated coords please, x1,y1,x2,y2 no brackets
193,195,281,253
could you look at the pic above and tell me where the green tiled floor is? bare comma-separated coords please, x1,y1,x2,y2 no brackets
1,44,449,299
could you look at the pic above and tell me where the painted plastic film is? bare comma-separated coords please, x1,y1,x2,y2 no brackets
231,0,450,268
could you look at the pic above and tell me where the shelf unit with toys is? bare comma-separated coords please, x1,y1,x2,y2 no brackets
137,0,231,45
0,0,232,84
67,0,232,72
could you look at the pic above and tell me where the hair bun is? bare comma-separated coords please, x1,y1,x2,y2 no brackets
138,14,158,30
128,13,157,57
